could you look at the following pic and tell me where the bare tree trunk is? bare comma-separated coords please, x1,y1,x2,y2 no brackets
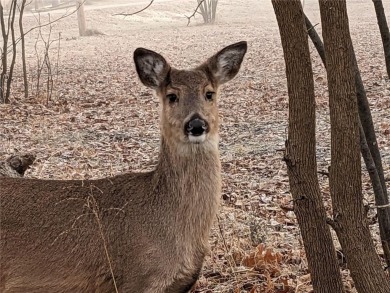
5,0,17,102
19,0,28,99
35,0,42,10
372,0,390,78
319,1,390,292
305,12,390,269
76,0,86,36
211,0,218,23
272,1,345,292
0,2,8,103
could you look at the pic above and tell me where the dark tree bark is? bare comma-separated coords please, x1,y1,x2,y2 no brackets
373,0,390,78
272,1,345,292
319,1,390,292
304,12,390,269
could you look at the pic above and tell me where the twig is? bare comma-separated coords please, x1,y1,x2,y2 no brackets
87,192,119,293
216,216,239,284
318,170,329,177
306,22,319,33
370,203,390,209
113,0,154,17
55,32,61,85
185,0,206,26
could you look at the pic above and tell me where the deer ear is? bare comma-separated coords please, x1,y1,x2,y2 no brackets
133,48,170,89
204,41,247,84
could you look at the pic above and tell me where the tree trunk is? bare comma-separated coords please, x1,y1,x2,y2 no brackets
305,12,390,269
5,0,17,102
76,0,86,36
353,48,390,268
19,0,28,99
272,1,345,292
0,2,8,103
319,1,390,292
372,0,390,78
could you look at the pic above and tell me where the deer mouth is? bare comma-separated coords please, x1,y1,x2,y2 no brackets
188,133,207,143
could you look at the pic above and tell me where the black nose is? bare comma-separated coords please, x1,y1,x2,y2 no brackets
185,117,208,136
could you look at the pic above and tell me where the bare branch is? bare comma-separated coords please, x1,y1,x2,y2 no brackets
6,0,87,53
185,0,206,26
318,170,330,177
113,0,155,17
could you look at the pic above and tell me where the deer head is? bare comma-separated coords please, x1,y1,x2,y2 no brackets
133,41,247,153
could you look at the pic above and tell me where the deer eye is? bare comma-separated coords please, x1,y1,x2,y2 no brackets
167,93,178,103
205,92,214,101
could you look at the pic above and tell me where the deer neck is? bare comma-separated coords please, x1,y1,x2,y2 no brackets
156,137,221,216
155,136,221,232
156,135,221,184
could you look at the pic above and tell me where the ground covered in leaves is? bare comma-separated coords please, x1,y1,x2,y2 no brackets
1,0,389,292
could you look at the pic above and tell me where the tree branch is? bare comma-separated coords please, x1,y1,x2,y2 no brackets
185,0,206,26
113,0,154,17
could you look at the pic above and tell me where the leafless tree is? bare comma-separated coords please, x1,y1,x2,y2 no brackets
305,13,390,269
272,1,345,292
186,0,218,26
319,0,390,291
0,0,85,103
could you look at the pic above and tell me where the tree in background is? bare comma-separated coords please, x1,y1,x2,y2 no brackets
0,0,89,103
0,0,25,103
197,0,218,24
186,0,218,25
76,0,86,36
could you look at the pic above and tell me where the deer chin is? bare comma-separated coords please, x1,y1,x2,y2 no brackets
188,133,207,144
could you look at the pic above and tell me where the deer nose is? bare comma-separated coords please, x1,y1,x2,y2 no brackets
185,117,208,136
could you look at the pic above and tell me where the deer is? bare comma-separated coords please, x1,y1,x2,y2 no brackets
0,41,247,293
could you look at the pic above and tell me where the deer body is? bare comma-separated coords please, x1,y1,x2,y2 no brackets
0,42,247,293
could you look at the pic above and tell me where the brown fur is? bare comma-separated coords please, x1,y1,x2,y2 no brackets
0,42,247,293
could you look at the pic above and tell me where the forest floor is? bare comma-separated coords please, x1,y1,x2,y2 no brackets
1,0,390,292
